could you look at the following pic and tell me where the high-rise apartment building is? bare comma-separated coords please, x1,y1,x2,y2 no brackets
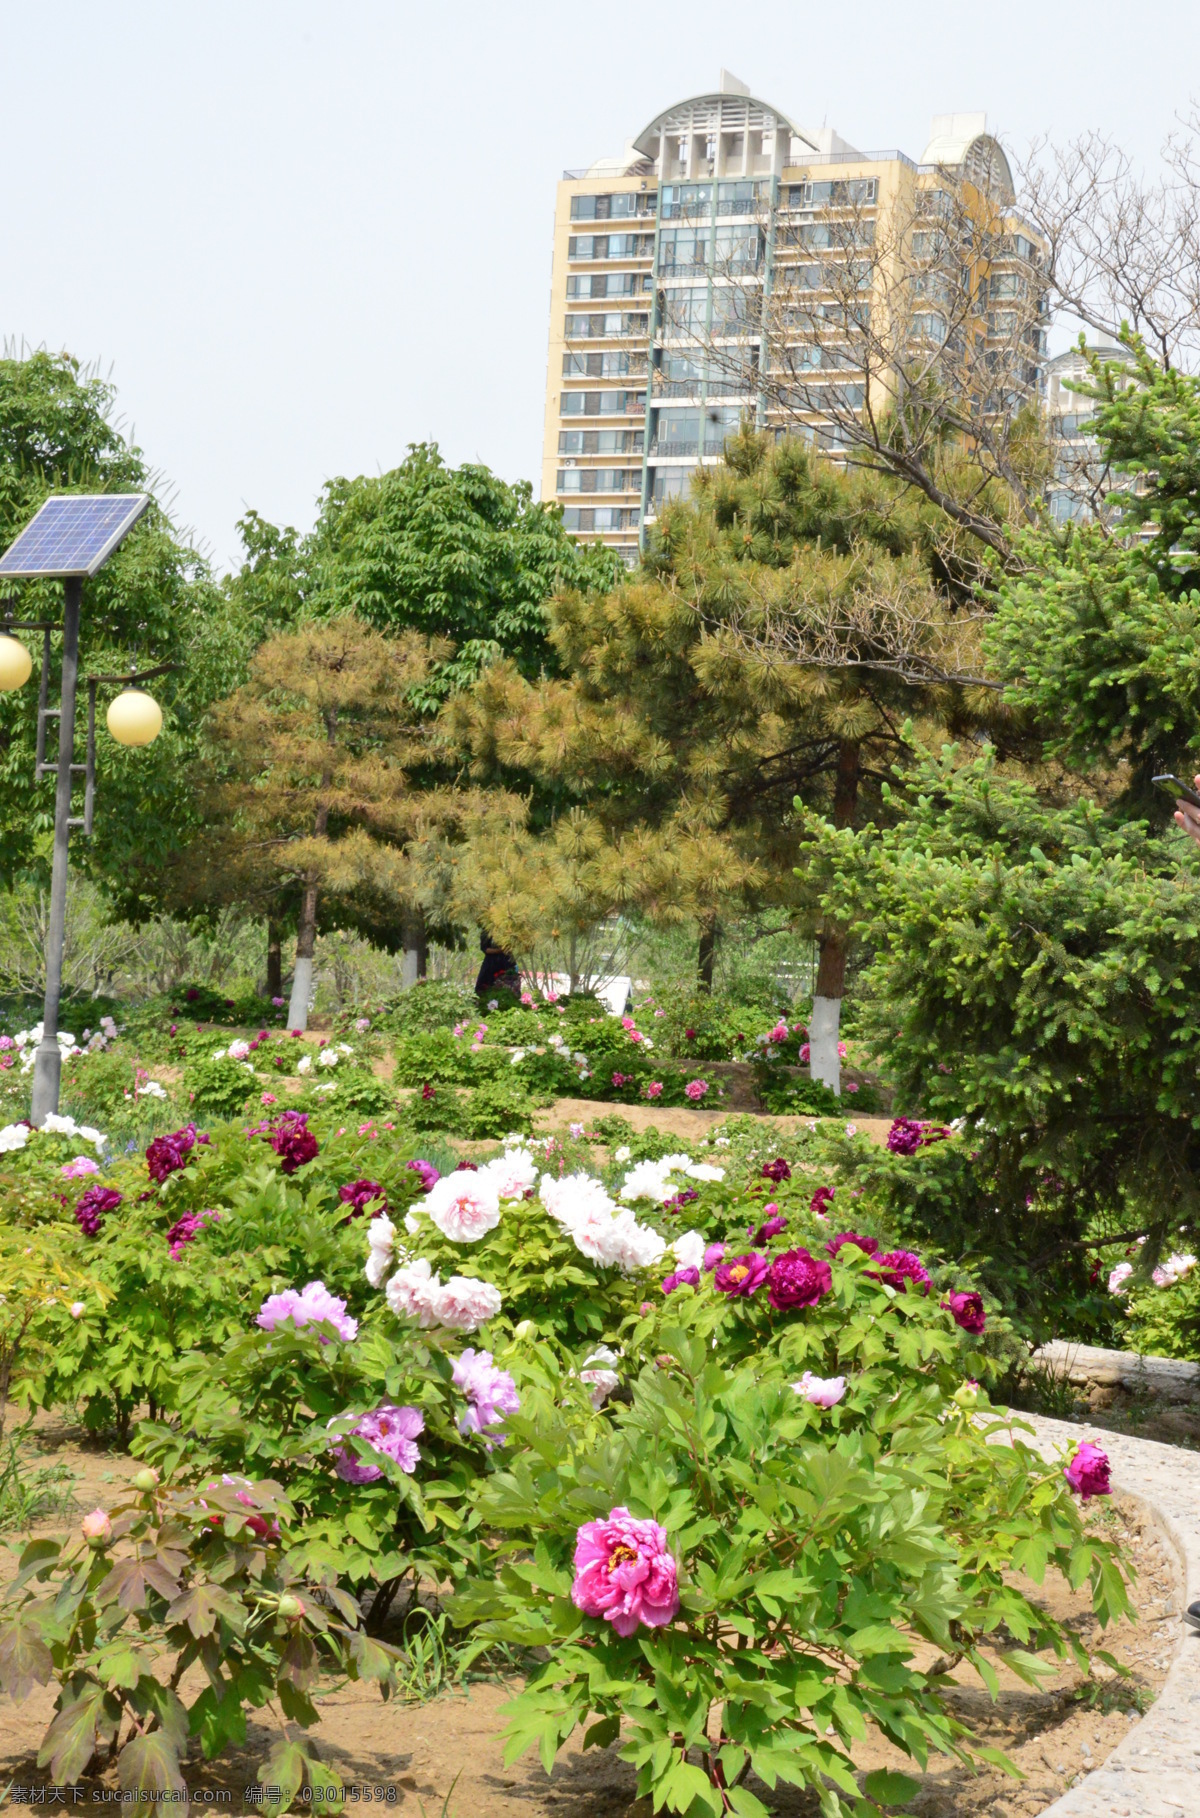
542,74,1045,563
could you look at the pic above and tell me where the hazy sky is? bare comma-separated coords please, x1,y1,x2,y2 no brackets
3,0,1195,571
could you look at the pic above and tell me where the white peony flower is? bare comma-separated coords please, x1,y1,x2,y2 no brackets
385,1258,442,1325
296,1054,312,1075
619,1155,689,1204
540,1171,619,1227
0,1122,30,1153
365,1214,397,1288
432,1275,502,1331
228,1040,251,1061
580,1344,620,1408
138,1081,168,1100
316,1047,341,1068
614,1144,632,1162
479,1147,538,1200
672,1229,707,1272
685,1162,725,1182
404,1210,421,1234
419,1170,502,1243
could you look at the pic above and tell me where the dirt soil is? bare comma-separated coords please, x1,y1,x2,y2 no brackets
0,1412,1176,1818
532,1098,895,1147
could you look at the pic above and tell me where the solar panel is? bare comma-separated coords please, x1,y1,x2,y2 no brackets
0,494,151,578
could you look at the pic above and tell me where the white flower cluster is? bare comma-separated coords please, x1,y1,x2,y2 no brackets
295,1041,354,1076
539,1171,667,1273
367,1211,502,1331
8,1024,94,1073
0,1123,30,1154
618,1152,725,1205
41,1112,108,1150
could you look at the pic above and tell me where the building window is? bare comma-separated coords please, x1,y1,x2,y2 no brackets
556,468,640,493
564,312,649,339
651,466,692,504
658,227,711,272
570,192,655,220
786,178,876,208
568,233,654,261
562,506,641,531
565,272,650,299
560,390,646,417
563,350,647,378
660,183,712,220
558,429,644,455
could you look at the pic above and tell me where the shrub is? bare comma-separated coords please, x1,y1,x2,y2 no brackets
185,1055,259,1120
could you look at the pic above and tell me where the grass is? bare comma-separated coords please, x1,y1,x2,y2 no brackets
0,1419,76,1530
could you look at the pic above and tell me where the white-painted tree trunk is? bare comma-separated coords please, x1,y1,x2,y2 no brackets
287,956,314,1032
401,945,421,989
809,995,842,1093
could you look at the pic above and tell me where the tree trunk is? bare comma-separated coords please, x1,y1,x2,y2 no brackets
698,918,718,993
287,712,336,1032
287,880,319,1031
400,907,428,990
810,741,860,1094
266,921,283,1001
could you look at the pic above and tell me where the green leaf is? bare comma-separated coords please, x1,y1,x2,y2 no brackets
118,1732,186,1799
864,1768,922,1806
0,1612,54,1700
38,1685,120,1783
583,1715,621,1751
257,1740,307,1817
165,1580,244,1639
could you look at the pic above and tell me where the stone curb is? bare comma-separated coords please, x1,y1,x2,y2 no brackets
1031,1339,1200,1404
996,1411,1200,1817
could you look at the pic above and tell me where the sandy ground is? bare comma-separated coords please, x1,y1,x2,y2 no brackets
533,1097,894,1147
0,1412,1175,1818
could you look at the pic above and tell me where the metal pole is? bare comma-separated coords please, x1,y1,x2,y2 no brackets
30,577,81,1124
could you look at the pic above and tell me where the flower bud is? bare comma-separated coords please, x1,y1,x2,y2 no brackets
132,1467,160,1491
952,1379,980,1410
512,1319,535,1339
81,1507,112,1545
276,1593,305,1620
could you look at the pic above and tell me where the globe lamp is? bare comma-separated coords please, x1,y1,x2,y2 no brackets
106,688,163,747
0,635,32,691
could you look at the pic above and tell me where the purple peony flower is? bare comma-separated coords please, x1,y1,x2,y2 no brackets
250,1110,319,1174
767,1247,832,1311
257,1279,357,1342
886,1117,925,1156
166,1208,221,1259
868,1249,931,1293
338,1178,387,1218
809,1187,837,1215
1063,1441,1111,1502
826,1231,880,1260
702,1242,726,1271
761,1157,792,1182
452,1347,520,1442
713,1252,769,1296
332,1403,424,1483
406,1158,441,1193
146,1122,209,1184
944,1290,986,1335
571,1506,679,1636
661,1266,701,1295
749,1203,787,1244
75,1184,122,1237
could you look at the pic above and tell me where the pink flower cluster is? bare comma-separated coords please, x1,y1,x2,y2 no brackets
571,1506,680,1636
257,1279,358,1342
331,1403,424,1484
61,1155,99,1180
384,1258,502,1331
146,1122,209,1184
406,1158,440,1193
166,1208,221,1259
452,1347,520,1442
683,1079,708,1102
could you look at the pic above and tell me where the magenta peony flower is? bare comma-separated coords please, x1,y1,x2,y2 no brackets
166,1208,221,1259
332,1403,424,1483
944,1290,986,1335
146,1122,209,1184
767,1247,832,1311
661,1266,701,1295
886,1117,925,1156
452,1348,520,1441
810,1186,837,1215
702,1242,726,1271
74,1184,122,1237
750,1204,787,1244
644,1081,664,1099
868,1249,931,1293
683,1079,708,1101
250,1110,319,1173
1064,1441,1111,1501
826,1231,879,1260
338,1178,387,1218
257,1279,357,1342
571,1506,680,1636
761,1157,791,1182
406,1158,441,1193
713,1252,769,1296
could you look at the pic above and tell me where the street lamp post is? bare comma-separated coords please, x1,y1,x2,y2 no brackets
0,494,169,1122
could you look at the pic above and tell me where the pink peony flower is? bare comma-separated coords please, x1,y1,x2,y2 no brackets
644,1081,664,1099
1107,1262,1133,1295
452,1347,520,1440
1064,1441,1111,1501
332,1403,424,1483
251,1110,319,1173
406,1157,441,1193
661,1266,701,1295
944,1290,986,1335
260,1091,277,1106
684,1079,708,1102
569,1122,585,1138
257,1279,357,1342
61,1155,99,1179
767,1247,832,1310
750,1207,788,1244
799,1042,810,1062
702,1242,726,1271
793,1371,846,1407
81,1508,112,1545
419,1170,501,1243
713,1252,769,1296
571,1506,680,1636
68,1301,85,1318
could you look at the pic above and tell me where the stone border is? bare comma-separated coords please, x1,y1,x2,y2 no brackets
1031,1339,1200,1405
996,1411,1200,1816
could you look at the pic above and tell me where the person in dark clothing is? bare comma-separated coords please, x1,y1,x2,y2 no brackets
475,931,521,999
